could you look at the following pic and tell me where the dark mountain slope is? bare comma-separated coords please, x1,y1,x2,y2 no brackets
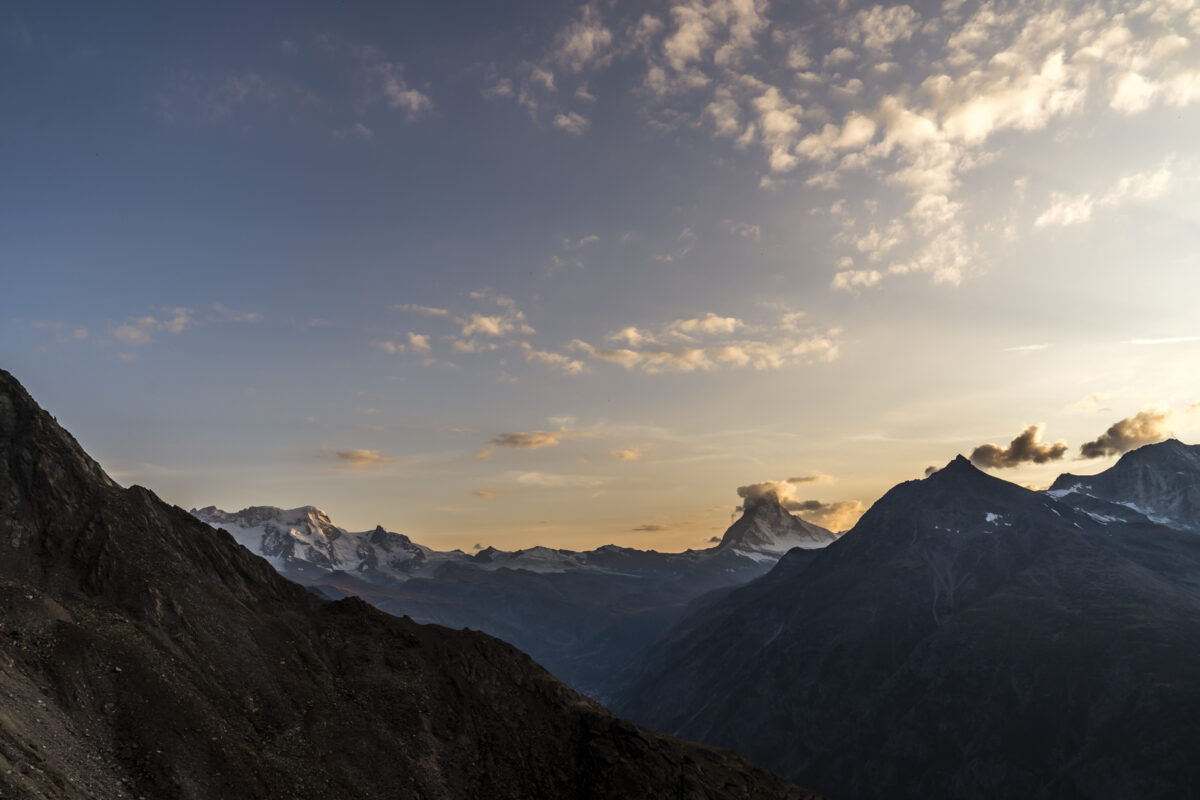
0,369,814,800
614,456,1200,799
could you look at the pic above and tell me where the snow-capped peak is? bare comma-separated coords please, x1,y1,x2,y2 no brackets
715,495,838,561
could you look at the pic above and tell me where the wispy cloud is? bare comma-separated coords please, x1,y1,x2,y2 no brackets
510,471,606,489
334,449,397,469
1035,157,1179,228
1124,335,1200,345
492,0,1200,294
489,429,572,450
571,310,839,374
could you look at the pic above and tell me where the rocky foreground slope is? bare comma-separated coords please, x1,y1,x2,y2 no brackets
0,369,815,800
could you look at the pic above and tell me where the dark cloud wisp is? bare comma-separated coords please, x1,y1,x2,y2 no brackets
970,424,1067,469
1080,409,1173,459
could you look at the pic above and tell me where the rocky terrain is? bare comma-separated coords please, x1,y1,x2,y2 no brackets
1049,438,1200,531
614,451,1200,799
0,368,816,800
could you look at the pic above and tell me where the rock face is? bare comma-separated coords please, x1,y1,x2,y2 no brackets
0,369,816,800
190,496,837,701
614,454,1200,799
1049,439,1200,531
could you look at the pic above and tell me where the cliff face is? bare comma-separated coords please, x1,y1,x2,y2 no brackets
0,369,815,800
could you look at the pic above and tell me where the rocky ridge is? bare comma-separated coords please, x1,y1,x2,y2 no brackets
0,368,815,800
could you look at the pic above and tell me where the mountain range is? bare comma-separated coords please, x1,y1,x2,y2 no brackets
613,445,1200,798
191,491,836,699
0,368,815,799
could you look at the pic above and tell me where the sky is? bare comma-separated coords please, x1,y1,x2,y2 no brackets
3,0,1200,552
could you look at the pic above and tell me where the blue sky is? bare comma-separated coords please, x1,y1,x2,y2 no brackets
4,0,1200,550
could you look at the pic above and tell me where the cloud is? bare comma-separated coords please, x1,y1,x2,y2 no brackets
473,489,498,499
1003,343,1050,352
461,313,534,337
666,312,745,339
970,423,1068,468
572,311,839,374
372,339,405,354
1036,157,1178,228
572,333,839,373
114,323,153,345
111,307,194,345
451,339,500,354
1069,392,1111,413
791,499,867,532
520,343,587,374
611,447,643,461
736,480,794,507
511,471,606,489
334,122,374,141
1080,409,1174,458
1124,335,1200,345
632,523,669,532
785,474,829,484
553,111,590,134
724,220,761,240
553,5,613,72
832,269,884,291
841,4,919,54
396,304,453,318
334,449,397,469
367,57,433,119
397,295,535,354
735,476,854,530
471,0,1200,298
212,302,261,323
489,430,567,449
653,226,696,262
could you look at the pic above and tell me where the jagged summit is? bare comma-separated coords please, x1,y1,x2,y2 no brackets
924,453,1000,485
1049,438,1200,531
717,494,838,558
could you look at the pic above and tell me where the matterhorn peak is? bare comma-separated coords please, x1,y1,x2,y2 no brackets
717,493,837,558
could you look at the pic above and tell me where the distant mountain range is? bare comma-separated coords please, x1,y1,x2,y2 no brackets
0,368,814,799
192,492,837,699
613,444,1200,799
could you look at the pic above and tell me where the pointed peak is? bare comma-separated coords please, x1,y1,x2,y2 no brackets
927,454,982,479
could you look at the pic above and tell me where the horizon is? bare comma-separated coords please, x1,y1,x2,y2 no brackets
4,0,1199,551
184,435,1194,554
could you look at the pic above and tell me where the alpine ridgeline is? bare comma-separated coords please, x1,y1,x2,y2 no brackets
191,489,837,701
614,451,1200,799
0,369,817,800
